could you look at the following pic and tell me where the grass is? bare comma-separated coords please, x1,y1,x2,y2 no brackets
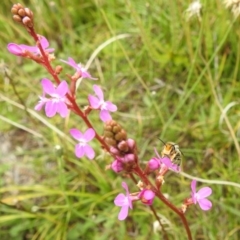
1,0,240,239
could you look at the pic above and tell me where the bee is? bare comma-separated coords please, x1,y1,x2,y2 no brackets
159,139,182,166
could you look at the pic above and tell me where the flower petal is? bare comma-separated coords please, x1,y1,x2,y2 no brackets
81,70,92,79
34,101,46,111
75,144,85,158
45,101,57,117
41,78,56,95
198,198,212,211
191,180,197,194
19,44,38,53
105,101,117,112
39,35,49,48
197,187,212,199
46,48,55,53
69,129,83,140
114,193,126,206
100,110,112,122
121,182,129,193
93,85,104,100
118,205,129,221
83,128,95,141
161,157,172,168
84,145,95,160
7,43,23,56
60,57,78,69
57,102,68,118
56,81,68,96
88,95,100,109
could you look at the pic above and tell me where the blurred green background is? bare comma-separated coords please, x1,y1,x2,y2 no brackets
1,0,240,239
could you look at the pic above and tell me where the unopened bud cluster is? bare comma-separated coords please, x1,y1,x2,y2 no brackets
11,3,34,28
103,120,138,172
103,120,127,148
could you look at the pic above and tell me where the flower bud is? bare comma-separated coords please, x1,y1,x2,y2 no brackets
122,154,135,163
18,9,26,17
126,138,135,150
117,141,129,152
105,137,117,147
110,146,120,155
22,17,33,28
25,8,33,18
13,15,22,22
148,158,160,171
111,159,124,173
55,65,63,74
138,189,155,205
115,130,127,141
113,125,121,133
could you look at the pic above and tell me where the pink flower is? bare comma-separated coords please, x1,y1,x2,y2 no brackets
191,180,212,211
88,85,117,122
35,78,69,118
7,35,54,56
153,149,180,172
138,189,155,205
114,182,133,221
70,128,95,160
160,157,180,172
60,57,97,80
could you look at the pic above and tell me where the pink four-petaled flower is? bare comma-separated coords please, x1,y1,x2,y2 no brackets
7,35,54,56
191,180,212,211
160,157,180,172
154,148,180,172
60,57,97,80
114,182,133,221
70,128,95,160
35,78,69,118
88,85,117,122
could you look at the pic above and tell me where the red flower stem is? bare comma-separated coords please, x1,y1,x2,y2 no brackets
134,165,192,240
28,27,111,152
